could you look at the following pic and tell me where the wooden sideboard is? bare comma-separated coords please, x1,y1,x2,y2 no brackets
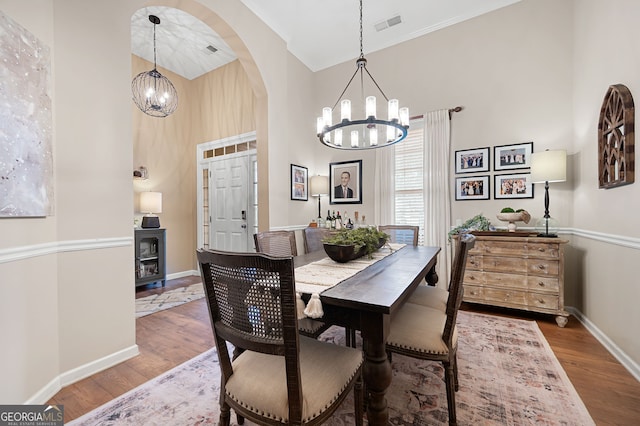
458,234,569,327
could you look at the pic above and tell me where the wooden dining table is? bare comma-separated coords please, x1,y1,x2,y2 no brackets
294,244,441,425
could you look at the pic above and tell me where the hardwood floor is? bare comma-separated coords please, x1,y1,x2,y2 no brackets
49,277,640,425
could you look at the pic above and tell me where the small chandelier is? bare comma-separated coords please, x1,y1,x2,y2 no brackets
132,15,178,118
317,0,409,150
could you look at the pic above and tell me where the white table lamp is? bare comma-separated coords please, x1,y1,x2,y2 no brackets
140,191,162,228
530,149,566,237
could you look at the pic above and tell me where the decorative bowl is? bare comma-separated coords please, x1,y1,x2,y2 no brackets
496,212,527,232
323,243,366,263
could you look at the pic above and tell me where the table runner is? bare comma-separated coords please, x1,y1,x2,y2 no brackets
295,243,405,319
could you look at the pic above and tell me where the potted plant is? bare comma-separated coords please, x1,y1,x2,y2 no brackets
322,227,390,262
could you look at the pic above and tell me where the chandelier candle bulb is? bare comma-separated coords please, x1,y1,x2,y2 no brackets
335,129,343,146
341,99,351,121
399,107,409,126
387,125,396,142
316,117,324,134
388,99,399,121
323,107,332,127
351,130,359,147
369,127,378,146
366,96,376,118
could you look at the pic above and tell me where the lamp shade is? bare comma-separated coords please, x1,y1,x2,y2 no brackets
530,149,567,183
310,175,329,196
140,192,162,214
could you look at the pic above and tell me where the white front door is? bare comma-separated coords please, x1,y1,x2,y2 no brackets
210,155,249,251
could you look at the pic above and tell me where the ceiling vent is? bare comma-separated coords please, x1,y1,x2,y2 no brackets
205,45,218,53
374,14,402,32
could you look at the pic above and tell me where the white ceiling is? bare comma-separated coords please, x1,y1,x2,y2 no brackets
131,0,521,80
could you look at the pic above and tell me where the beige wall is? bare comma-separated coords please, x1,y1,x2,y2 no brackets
132,57,255,275
0,0,140,403
1,0,638,404
570,0,640,364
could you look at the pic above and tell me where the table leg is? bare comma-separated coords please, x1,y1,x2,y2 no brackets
361,314,392,425
426,262,439,286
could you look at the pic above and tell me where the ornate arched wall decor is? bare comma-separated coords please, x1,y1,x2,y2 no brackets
598,84,635,189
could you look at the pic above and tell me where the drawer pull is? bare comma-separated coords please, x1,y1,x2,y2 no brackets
538,299,546,305
537,281,545,287
538,247,545,252
469,275,476,281
537,264,546,270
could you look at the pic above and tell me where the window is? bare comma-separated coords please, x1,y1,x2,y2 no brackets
394,118,425,244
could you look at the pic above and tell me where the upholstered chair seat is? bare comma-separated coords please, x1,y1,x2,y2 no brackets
408,285,449,311
227,336,363,423
386,303,456,356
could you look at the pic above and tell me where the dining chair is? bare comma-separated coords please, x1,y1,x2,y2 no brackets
386,234,475,426
302,226,332,253
254,229,329,338
254,230,298,256
378,225,419,246
197,249,364,426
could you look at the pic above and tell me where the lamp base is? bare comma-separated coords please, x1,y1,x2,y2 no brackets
536,233,558,238
141,216,160,228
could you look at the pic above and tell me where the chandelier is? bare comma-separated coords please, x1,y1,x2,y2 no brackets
316,0,409,150
132,15,178,118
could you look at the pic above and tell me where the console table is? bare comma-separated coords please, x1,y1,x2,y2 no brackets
459,234,569,327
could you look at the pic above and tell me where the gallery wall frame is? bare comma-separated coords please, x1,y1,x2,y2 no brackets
290,164,308,201
494,173,534,199
329,160,362,204
455,147,490,174
455,175,490,200
494,142,534,171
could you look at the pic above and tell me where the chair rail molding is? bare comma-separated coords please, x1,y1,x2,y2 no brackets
0,236,133,264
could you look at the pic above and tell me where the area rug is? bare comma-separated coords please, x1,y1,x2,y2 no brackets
69,311,594,425
135,283,204,318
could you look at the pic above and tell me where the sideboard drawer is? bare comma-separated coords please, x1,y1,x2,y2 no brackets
527,276,559,292
524,243,561,259
527,259,559,276
464,270,485,285
483,288,527,306
483,256,527,273
484,272,528,289
466,254,483,270
526,292,559,311
463,285,484,301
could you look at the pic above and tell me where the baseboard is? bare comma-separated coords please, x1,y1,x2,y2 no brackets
566,306,640,382
25,344,139,404
166,270,199,280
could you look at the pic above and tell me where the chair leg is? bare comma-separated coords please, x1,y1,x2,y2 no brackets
236,413,245,425
443,361,457,426
354,371,364,426
219,403,231,426
453,355,459,392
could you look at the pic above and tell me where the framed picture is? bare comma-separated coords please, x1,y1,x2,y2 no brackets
494,173,534,199
329,160,362,204
290,164,308,201
494,142,534,171
455,147,490,174
455,175,490,200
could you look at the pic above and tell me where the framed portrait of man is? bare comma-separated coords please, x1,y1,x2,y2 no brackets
329,160,362,204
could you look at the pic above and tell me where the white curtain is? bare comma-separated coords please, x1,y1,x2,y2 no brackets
423,110,452,286
374,147,395,226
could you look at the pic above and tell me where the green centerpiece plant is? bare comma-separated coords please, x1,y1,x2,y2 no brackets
323,227,390,260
